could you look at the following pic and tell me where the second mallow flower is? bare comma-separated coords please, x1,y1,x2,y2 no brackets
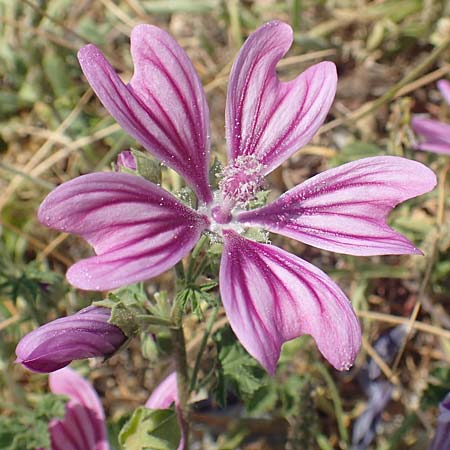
411,79,450,154
38,21,436,374
16,306,127,373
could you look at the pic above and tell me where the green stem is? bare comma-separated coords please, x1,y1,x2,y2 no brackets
189,305,219,392
135,315,172,327
170,303,190,449
291,0,301,32
226,0,242,47
174,260,185,282
315,363,349,448
186,234,209,283
191,257,209,284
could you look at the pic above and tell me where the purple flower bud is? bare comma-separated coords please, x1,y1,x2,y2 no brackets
116,150,137,171
429,392,450,450
15,306,127,373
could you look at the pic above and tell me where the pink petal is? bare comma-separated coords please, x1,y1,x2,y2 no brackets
411,117,450,155
145,372,178,409
238,156,436,256
78,25,212,204
416,141,450,155
437,79,450,106
48,367,108,450
226,21,337,174
38,172,209,290
220,230,361,374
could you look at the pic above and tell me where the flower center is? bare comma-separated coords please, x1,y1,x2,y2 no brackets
219,155,265,206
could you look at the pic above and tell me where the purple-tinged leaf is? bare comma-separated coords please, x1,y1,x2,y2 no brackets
352,382,392,450
220,230,361,374
226,21,337,174
38,172,209,290
364,325,406,384
15,307,126,373
429,393,450,450
238,156,436,256
78,25,212,204
352,327,405,449
48,367,109,450
411,117,450,155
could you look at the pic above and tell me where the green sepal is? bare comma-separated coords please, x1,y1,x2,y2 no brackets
94,296,142,338
242,227,270,243
246,189,270,209
118,407,181,450
131,149,162,185
94,291,172,339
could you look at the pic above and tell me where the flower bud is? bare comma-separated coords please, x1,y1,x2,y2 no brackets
115,150,137,171
16,306,127,373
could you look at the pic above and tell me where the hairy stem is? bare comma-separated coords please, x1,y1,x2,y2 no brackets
189,304,219,392
171,303,190,449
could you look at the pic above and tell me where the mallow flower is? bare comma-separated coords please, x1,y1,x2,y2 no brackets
411,79,450,154
38,21,436,374
16,306,127,373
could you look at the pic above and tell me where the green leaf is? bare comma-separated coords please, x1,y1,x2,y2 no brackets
141,0,219,14
131,149,162,185
421,367,450,409
214,327,266,404
118,407,181,450
42,48,73,98
0,393,67,450
331,141,382,166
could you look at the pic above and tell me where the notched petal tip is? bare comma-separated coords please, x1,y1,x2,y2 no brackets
259,19,293,38
220,231,361,374
130,23,165,42
239,156,436,256
226,22,338,173
77,29,213,203
38,173,208,291
66,261,98,291
314,60,338,92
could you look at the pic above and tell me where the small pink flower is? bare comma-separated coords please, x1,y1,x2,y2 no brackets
39,22,436,374
45,367,109,450
43,369,182,450
411,80,450,154
145,372,178,410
